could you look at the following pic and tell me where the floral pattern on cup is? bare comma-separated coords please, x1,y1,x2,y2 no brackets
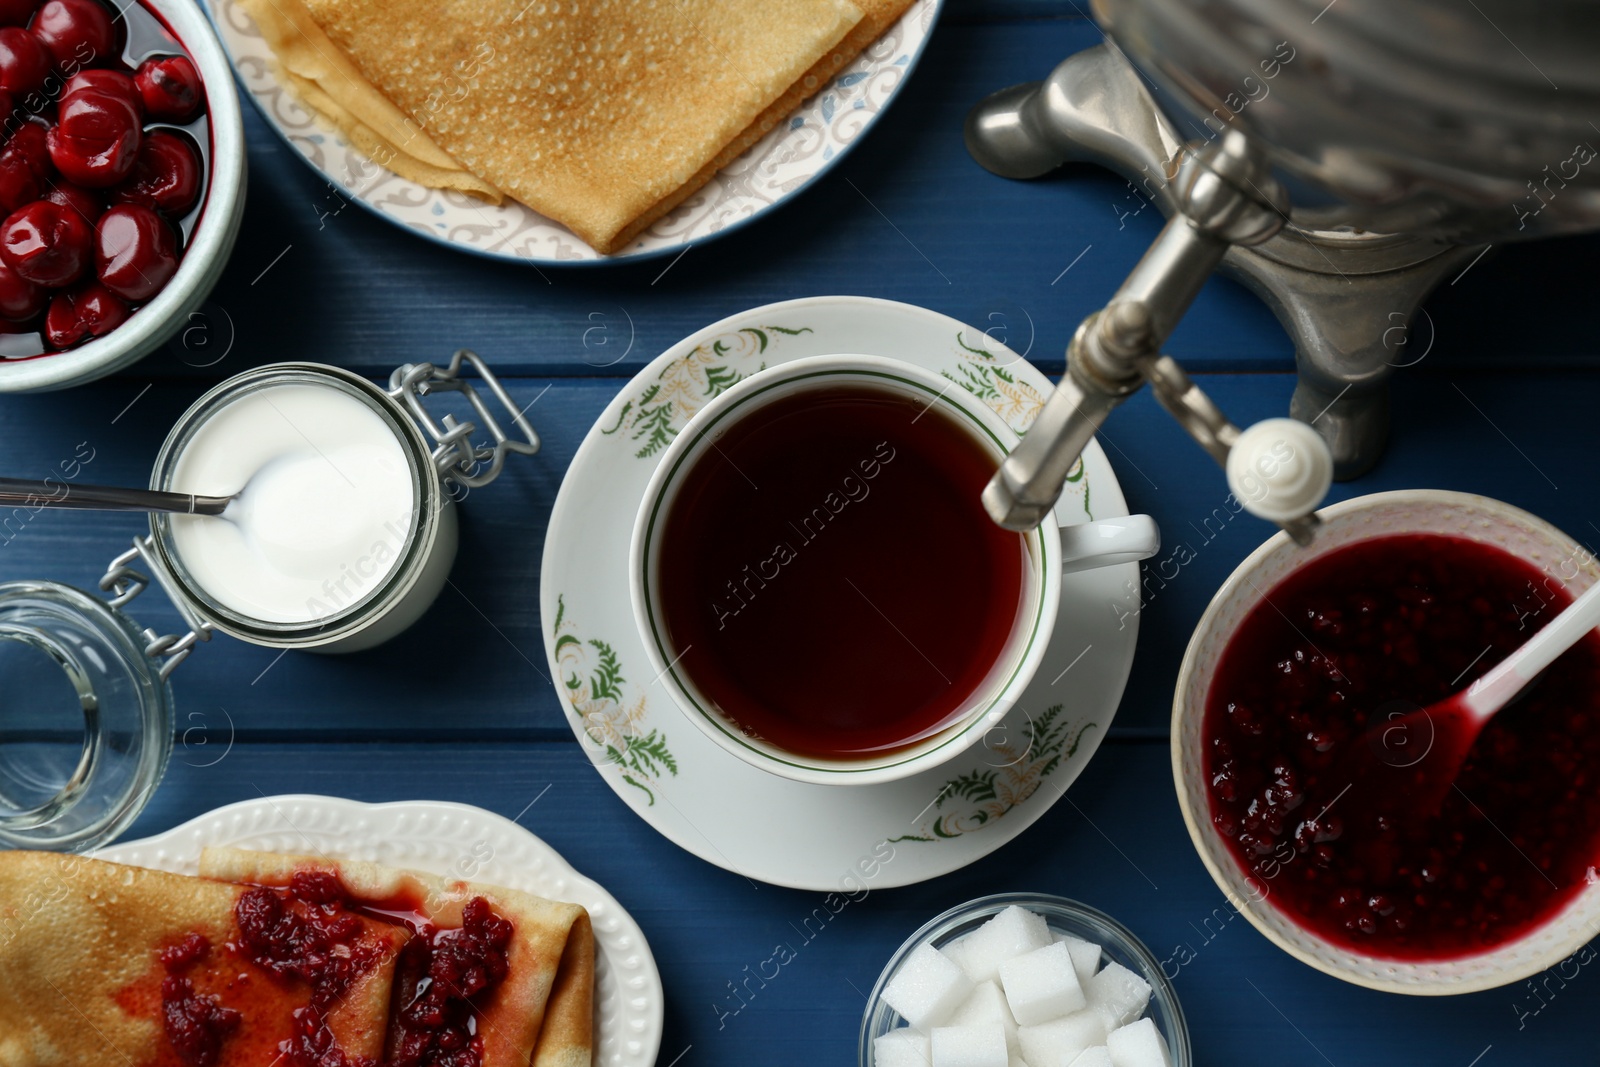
600,325,811,457
541,295,1142,887
942,331,1090,519
598,319,1092,523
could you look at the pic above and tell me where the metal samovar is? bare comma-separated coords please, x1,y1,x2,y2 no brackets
966,0,1600,540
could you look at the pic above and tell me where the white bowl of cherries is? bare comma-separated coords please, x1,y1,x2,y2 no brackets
0,0,243,392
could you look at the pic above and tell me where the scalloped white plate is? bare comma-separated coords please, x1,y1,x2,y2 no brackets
204,0,941,263
96,795,663,1066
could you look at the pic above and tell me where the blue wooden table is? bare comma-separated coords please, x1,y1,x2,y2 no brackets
3,5,1597,1064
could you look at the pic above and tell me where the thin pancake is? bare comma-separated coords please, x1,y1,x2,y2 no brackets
236,0,503,200
0,851,402,1067
298,0,863,252
200,846,595,1067
611,0,919,247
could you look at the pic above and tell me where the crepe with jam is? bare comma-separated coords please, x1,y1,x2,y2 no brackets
199,847,595,1067
0,850,404,1067
0,848,594,1067
237,0,917,252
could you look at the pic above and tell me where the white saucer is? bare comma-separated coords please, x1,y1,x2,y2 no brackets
540,296,1142,890
205,0,940,263
97,796,663,1067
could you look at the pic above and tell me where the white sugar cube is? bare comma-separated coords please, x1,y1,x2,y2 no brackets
1000,942,1087,1025
931,1024,1009,1067
958,906,1053,982
1017,1012,1108,1067
1086,962,1151,1032
1106,1019,1170,1067
941,937,977,978
874,1029,933,1067
885,944,976,1030
1068,1047,1114,1067
1009,1057,1029,1067
951,980,1019,1053
1053,933,1102,986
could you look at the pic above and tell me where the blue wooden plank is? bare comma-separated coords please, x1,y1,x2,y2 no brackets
943,0,1089,20
4,367,1599,741
0,10,1593,1067
1404,234,1600,369
118,739,1581,1067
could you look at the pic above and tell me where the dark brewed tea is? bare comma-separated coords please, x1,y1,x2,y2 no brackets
656,382,1029,760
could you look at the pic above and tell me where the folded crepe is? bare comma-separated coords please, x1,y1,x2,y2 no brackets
200,847,596,1067
238,0,915,253
703,0,923,178
236,0,503,201
0,851,404,1067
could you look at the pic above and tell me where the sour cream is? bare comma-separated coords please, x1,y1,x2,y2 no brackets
167,383,417,624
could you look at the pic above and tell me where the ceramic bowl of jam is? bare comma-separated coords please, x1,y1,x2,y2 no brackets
0,0,244,392
1174,489,1600,993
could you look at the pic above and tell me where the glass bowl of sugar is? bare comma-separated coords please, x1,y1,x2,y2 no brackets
860,893,1191,1067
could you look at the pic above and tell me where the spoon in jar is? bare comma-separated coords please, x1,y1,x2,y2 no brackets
0,476,234,516
1340,576,1600,821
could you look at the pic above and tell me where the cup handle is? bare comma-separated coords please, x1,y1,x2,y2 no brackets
1058,515,1161,575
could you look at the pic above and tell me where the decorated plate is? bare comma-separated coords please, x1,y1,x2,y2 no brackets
205,0,941,263
540,296,1143,890
97,795,664,1067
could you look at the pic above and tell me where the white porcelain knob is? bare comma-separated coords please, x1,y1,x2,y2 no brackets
1225,418,1333,523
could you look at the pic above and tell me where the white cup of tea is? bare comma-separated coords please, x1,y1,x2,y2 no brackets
629,354,1160,786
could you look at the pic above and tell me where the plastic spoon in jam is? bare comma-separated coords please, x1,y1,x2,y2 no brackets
0,476,233,516
1346,576,1600,819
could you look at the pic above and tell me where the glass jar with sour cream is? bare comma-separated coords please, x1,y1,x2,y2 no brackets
151,363,456,651
137,352,535,652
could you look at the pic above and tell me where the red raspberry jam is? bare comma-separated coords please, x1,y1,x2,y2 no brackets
157,934,241,1067
158,930,212,970
235,872,384,1001
388,897,516,1067
233,871,388,1067
1204,533,1600,959
134,871,519,1067
218,872,515,1067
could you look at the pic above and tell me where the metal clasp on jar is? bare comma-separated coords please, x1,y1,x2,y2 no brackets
388,348,540,491
99,534,215,680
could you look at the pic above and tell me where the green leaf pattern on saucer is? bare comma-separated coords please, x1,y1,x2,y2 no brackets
553,594,679,806
554,580,1095,843
890,706,1099,843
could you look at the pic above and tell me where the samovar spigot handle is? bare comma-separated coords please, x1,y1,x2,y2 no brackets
984,131,1332,546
